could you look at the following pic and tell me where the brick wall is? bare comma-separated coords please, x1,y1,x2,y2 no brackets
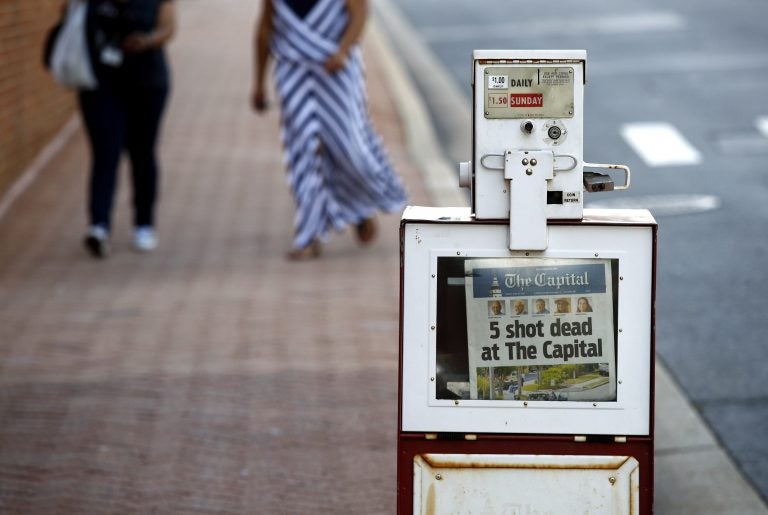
0,0,76,197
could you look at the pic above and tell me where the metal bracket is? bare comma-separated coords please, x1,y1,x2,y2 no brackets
505,150,553,250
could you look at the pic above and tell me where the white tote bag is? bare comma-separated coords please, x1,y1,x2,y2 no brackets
50,0,98,90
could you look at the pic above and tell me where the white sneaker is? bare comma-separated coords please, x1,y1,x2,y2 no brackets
84,225,110,258
133,226,157,252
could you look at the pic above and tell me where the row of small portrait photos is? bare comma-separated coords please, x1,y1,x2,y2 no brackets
487,296,593,317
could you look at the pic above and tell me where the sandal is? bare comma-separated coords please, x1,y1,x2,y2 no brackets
355,217,377,245
286,240,322,261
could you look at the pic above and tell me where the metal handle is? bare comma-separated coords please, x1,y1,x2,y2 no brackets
481,153,578,172
583,162,631,190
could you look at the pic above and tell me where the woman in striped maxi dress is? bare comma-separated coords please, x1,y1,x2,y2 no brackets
252,0,407,260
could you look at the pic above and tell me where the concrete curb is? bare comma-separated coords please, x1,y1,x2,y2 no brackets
367,4,466,208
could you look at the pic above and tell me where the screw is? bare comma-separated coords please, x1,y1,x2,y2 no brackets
530,159,537,166
430,325,435,330
522,158,529,166
609,476,616,485
436,473,443,480
526,168,533,176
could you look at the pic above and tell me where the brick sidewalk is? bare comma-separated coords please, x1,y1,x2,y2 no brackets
0,1,429,513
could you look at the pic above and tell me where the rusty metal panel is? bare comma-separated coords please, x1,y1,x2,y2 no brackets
413,453,639,514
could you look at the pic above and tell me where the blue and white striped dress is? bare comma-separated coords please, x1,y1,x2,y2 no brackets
270,0,407,249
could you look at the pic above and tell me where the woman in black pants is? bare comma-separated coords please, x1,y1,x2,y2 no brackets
80,0,175,257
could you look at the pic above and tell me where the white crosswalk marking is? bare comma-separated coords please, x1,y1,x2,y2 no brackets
620,122,702,167
756,117,768,138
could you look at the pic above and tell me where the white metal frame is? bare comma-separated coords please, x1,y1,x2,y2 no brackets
401,208,654,435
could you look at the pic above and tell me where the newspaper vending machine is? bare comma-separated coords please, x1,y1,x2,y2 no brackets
398,50,657,514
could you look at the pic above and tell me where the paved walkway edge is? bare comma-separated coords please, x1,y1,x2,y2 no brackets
0,115,79,221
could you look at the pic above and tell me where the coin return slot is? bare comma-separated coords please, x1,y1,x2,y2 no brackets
547,191,563,204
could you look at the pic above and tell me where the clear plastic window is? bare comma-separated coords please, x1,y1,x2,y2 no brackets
435,257,619,402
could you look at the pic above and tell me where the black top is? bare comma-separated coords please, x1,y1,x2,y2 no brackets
283,0,318,19
87,0,171,88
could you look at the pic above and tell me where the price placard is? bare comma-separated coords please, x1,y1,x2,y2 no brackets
484,66,575,119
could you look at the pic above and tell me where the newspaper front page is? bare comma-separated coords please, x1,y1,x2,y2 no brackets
464,258,616,402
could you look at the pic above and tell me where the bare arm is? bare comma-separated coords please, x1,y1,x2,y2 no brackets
324,0,367,73
123,0,176,53
252,0,274,112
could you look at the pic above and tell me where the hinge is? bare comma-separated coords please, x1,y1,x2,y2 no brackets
574,435,628,443
425,433,477,441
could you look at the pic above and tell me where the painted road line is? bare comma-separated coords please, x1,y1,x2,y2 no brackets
587,194,720,216
620,122,702,167
591,52,768,76
756,117,768,138
419,11,685,42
